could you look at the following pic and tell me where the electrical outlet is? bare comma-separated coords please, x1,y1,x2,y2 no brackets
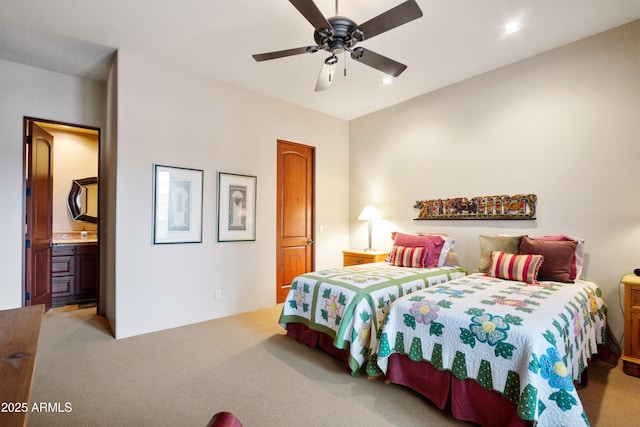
215,290,222,300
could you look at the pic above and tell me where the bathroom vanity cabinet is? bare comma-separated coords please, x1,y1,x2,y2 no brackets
51,243,98,307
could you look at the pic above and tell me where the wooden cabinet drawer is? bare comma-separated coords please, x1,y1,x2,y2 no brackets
52,245,76,256
631,288,640,309
344,255,370,266
52,276,74,296
52,256,74,276
342,250,388,267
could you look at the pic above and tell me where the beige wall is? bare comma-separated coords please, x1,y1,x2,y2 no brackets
113,49,349,338
349,21,640,345
45,128,99,233
101,56,118,333
0,59,106,309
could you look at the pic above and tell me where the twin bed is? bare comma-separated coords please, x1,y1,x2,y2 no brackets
278,233,607,427
280,262,466,373
371,273,606,426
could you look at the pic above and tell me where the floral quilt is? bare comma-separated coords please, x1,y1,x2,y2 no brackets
279,263,467,374
371,273,607,426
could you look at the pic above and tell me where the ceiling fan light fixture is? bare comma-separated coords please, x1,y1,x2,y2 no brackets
325,55,338,65
382,76,393,85
350,47,364,60
351,28,364,42
252,0,423,90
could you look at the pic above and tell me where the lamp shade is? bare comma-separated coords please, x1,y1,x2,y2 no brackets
358,205,381,221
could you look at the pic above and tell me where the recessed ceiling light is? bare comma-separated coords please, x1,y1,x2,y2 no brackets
382,77,393,85
504,21,522,34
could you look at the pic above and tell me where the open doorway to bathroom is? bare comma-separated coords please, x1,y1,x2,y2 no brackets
24,117,100,311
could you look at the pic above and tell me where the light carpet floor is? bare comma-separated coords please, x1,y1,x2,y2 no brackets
30,305,640,426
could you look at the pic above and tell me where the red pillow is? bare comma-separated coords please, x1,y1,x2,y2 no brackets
389,232,444,268
532,235,581,280
519,236,578,283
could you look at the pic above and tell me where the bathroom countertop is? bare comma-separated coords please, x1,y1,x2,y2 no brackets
52,238,98,245
52,231,97,245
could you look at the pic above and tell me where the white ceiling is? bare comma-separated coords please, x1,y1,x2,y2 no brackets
1,0,638,120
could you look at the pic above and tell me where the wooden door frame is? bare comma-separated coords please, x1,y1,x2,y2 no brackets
23,117,101,308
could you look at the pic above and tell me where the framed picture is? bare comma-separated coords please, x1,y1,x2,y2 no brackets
217,172,257,242
153,164,203,244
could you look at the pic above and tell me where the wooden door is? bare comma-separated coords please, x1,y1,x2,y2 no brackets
276,140,315,303
25,122,54,309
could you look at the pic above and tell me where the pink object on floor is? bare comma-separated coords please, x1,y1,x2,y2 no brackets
207,411,243,427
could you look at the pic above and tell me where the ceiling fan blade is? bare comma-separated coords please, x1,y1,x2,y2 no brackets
289,0,332,32
314,61,337,92
252,46,313,62
351,48,407,77
352,0,423,41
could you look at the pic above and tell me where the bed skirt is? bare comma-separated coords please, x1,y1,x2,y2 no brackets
285,322,351,363
285,323,610,426
285,322,529,425
387,353,531,427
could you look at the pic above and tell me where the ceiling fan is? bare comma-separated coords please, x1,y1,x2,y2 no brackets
252,0,423,91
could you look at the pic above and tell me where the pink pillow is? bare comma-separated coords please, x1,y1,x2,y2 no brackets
390,245,426,268
532,235,583,280
488,251,544,284
389,232,444,268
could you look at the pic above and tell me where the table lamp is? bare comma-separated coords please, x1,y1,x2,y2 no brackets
358,205,381,251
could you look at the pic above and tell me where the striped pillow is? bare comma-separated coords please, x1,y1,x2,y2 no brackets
390,245,426,268
487,250,544,284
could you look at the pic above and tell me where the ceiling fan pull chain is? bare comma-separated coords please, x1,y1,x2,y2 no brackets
344,51,347,77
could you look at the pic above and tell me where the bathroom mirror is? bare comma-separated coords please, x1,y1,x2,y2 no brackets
68,177,98,224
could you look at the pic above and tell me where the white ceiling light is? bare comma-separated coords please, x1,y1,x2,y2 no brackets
504,21,522,34
382,77,393,85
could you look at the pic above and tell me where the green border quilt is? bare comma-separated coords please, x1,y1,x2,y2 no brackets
279,263,467,374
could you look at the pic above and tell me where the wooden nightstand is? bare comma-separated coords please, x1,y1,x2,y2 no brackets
622,273,640,377
342,250,388,267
